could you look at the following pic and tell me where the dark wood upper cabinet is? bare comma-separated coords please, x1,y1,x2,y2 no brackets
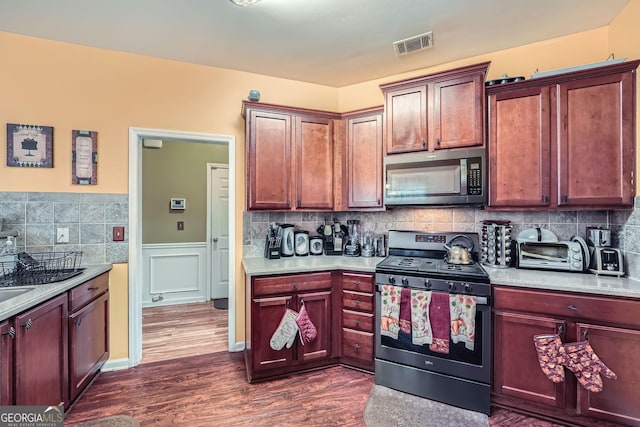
343,108,384,210
381,62,490,155
244,102,338,211
295,115,334,210
487,59,639,209
488,86,551,207
557,71,636,207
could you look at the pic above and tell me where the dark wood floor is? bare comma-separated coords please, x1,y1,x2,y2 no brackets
65,302,565,426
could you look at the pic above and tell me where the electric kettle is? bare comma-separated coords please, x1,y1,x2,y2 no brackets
280,224,295,257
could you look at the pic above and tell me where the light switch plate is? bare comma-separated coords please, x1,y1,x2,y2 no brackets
56,227,69,244
113,226,125,241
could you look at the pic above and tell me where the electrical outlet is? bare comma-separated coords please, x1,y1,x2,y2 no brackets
113,226,125,241
56,227,69,244
177,221,184,231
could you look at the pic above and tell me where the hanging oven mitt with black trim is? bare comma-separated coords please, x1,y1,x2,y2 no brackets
270,308,299,351
295,302,317,344
563,340,617,392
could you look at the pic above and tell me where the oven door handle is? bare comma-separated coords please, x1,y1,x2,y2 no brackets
375,284,491,306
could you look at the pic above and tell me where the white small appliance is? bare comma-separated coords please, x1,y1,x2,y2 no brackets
280,224,295,257
294,231,309,256
309,236,323,256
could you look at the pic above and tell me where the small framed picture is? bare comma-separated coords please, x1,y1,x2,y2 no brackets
72,130,98,185
6,123,54,167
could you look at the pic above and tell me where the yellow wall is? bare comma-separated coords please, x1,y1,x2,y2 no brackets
1,2,639,361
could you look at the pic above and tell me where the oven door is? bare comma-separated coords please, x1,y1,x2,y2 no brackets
374,285,491,384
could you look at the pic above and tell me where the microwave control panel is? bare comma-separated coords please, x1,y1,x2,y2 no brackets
467,158,483,195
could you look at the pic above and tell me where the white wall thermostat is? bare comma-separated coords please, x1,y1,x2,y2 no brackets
170,198,186,210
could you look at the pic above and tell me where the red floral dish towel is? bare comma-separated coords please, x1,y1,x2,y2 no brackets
295,303,317,344
428,292,450,354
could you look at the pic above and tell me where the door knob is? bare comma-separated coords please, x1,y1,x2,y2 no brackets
213,237,219,242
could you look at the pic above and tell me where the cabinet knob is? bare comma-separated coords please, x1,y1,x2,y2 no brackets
422,140,427,148
1,326,15,339
567,304,578,311
354,320,360,326
435,139,440,147
561,195,568,203
22,319,33,330
287,200,291,207
542,195,549,203
353,300,360,305
353,343,361,349
75,318,82,326
297,200,301,208
558,325,565,336
353,280,360,287
377,198,381,206
583,330,590,341
292,282,298,288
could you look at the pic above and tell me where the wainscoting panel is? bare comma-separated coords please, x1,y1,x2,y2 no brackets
142,243,207,307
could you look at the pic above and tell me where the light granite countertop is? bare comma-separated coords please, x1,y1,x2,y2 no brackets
0,264,113,321
243,256,640,299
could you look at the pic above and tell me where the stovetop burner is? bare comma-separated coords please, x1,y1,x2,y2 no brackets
375,230,490,283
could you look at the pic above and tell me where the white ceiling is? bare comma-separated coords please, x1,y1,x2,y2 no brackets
0,0,630,87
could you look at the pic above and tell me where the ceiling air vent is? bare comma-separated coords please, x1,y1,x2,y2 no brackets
393,31,433,56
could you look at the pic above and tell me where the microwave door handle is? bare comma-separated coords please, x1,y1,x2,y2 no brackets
460,158,468,195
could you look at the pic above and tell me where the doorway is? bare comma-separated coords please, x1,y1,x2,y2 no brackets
128,127,237,367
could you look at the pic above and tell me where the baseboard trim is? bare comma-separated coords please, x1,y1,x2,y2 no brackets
101,358,130,372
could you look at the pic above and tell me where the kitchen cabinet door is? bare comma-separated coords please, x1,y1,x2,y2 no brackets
0,319,14,405
493,310,567,409
247,109,293,210
557,71,635,207
346,112,383,209
14,293,68,407
433,71,485,150
384,85,428,154
296,291,332,362
488,87,551,207
69,292,109,402
250,294,294,372
295,115,334,210
575,323,640,426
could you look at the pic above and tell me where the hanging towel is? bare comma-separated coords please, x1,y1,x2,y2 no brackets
410,290,433,345
428,292,450,354
399,287,412,335
450,294,477,351
380,285,401,339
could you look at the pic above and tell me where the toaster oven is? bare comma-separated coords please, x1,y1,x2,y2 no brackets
514,240,587,272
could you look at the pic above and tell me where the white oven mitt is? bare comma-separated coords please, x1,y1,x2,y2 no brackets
270,308,299,350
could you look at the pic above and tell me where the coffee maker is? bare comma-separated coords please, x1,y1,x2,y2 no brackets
318,219,345,256
586,227,624,276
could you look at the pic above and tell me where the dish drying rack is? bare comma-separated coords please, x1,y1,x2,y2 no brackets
0,251,83,287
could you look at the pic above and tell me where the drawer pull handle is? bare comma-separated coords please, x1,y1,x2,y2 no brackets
353,281,360,287
354,320,360,326
22,319,33,330
583,330,589,341
567,305,578,311
292,282,298,288
353,344,361,349
88,286,99,291
1,327,15,339
353,300,360,305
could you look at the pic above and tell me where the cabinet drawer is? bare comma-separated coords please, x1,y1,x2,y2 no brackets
494,286,640,328
253,272,332,297
342,328,373,361
342,272,374,293
69,273,109,312
342,309,373,332
343,290,373,313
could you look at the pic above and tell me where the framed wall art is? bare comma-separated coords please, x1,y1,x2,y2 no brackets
72,130,98,185
6,123,54,167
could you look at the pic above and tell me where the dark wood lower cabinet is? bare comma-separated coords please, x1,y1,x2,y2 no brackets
493,286,640,427
14,293,69,407
0,319,14,405
245,270,376,382
69,291,109,402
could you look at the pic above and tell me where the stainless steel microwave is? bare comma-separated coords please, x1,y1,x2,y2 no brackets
383,147,486,207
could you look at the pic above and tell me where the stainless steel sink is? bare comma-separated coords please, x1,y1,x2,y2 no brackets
0,287,35,303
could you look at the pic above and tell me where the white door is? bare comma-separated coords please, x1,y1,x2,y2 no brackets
210,165,230,299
